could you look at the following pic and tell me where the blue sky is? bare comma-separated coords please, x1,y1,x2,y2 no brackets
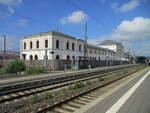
0,0,150,56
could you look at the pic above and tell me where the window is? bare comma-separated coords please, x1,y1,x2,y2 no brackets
30,41,32,49
90,49,92,54
56,40,59,49
99,57,101,60
56,55,60,60
34,55,38,60
36,40,39,49
72,56,75,59
72,43,75,50
66,55,70,60
99,51,101,54
24,42,26,50
22,55,26,60
30,55,33,60
45,39,48,48
95,50,97,54
66,42,69,50
79,44,81,51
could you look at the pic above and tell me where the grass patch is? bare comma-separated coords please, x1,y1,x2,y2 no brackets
25,66,44,75
0,68,6,74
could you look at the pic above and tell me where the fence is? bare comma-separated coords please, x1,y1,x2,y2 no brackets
0,59,130,71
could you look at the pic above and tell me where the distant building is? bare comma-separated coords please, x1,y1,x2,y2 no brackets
0,51,20,60
98,40,125,61
20,31,124,61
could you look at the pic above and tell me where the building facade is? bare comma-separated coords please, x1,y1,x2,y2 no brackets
20,31,126,62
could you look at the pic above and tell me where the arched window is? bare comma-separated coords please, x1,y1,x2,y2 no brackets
30,55,33,60
34,55,38,60
56,55,60,60
56,40,59,49
66,55,70,60
72,56,75,60
72,43,75,50
24,42,26,50
99,57,101,60
22,54,26,60
66,42,69,50
36,40,39,48
30,41,32,49
45,39,48,48
79,44,81,51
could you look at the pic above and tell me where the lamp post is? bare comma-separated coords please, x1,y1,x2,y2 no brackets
50,51,54,71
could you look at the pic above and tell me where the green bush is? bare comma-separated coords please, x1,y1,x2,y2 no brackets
0,68,6,74
5,60,25,73
25,66,44,75
86,81,92,85
73,82,85,89
45,92,53,99
31,95,44,104
99,77,105,81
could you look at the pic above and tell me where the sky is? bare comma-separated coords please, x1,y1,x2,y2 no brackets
0,0,150,56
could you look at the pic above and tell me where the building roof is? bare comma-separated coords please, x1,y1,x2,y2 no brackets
87,44,116,53
99,40,123,47
22,30,84,42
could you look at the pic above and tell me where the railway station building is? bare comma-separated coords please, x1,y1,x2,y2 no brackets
20,30,130,70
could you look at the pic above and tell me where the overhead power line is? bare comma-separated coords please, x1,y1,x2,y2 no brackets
64,0,112,31
0,8,54,27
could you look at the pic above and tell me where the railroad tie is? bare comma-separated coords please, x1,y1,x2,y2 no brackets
54,107,71,113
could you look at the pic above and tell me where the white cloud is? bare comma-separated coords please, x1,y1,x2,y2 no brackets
16,19,28,26
0,0,23,16
112,0,141,12
60,11,87,24
8,7,14,14
136,43,150,56
89,17,150,56
103,17,150,41
120,0,140,12
0,0,23,6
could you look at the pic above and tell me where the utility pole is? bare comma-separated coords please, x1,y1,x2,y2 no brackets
84,21,87,60
3,35,6,60
44,49,48,72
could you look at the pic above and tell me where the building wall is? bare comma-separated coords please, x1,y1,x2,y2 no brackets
87,47,120,61
21,34,85,60
21,35,53,60
20,31,125,62
51,35,84,60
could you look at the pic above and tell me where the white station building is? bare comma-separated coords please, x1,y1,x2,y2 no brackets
20,30,126,61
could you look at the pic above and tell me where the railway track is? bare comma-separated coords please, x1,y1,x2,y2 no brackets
0,64,138,96
40,66,147,113
0,65,142,104
11,65,146,113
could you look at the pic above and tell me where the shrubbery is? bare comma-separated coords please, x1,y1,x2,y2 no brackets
25,66,44,75
5,60,26,73
0,68,6,74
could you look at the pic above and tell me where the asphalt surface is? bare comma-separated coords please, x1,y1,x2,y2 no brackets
76,67,150,113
